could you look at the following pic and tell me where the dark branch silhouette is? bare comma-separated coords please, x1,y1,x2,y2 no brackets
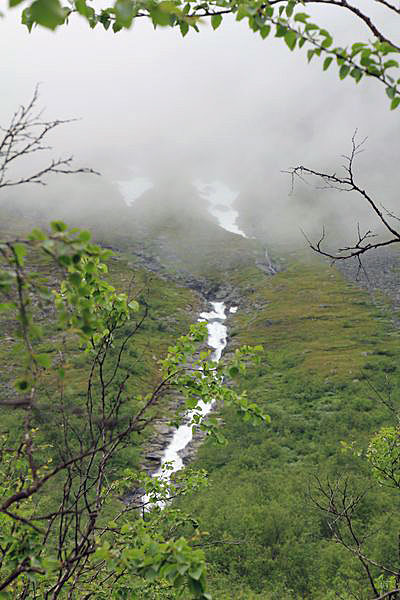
0,86,99,190
285,133,400,263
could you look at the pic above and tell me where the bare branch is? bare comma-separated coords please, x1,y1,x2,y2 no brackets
0,86,99,191
286,133,400,262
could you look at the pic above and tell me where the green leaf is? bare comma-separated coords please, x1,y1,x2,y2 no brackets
229,365,239,377
339,64,350,79
260,25,270,39
159,1,181,14
28,228,46,241
360,50,372,66
180,20,189,36
211,13,222,30
379,41,399,54
285,0,295,18
384,59,399,69
264,4,273,17
321,35,332,49
294,12,308,23
0,271,15,291
79,230,91,242
350,67,362,83
275,23,287,38
112,21,123,32
58,255,72,267
68,272,81,286
386,86,396,99
391,96,400,110
9,0,25,6
114,0,135,27
51,220,67,232
75,0,96,21
20,7,32,30
366,65,380,76
29,0,67,30
235,6,247,21
189,564,204,581
323,56,333,71
74,0,91,16
15,378,29,391
284,30,297,51
0,303,14,313
150,5,172,26
99,12,111,29
352,42,367,52
188,577,204,594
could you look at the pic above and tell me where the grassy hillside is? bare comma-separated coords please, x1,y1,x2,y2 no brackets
2,202,400,598
178,254,400,599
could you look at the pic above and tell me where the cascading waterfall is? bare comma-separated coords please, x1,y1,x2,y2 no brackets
150,301,229,481
142,301,231,508
118,177,273,502
146,181,247,500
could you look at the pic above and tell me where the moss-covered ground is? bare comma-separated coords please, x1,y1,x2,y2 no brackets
178,253,400,599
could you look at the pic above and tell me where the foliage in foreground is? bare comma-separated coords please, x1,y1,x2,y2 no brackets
0,222,266,599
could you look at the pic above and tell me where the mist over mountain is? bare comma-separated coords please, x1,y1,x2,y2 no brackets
1,4,400,256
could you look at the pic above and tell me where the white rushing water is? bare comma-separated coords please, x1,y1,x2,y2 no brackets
144,181,246,505
151,301,229,480
116,175,273,503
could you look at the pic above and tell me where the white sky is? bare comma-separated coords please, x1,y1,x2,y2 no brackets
1,3,399,241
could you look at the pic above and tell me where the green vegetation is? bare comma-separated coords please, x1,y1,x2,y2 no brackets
2,191,400,598
2,203,400,598
0,225,202,472
2,19,400,594
0,221,268,598
178,255,400,598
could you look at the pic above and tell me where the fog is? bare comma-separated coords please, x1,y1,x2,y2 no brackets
1,2,399,251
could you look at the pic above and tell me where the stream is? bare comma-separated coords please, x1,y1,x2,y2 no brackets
116,176,251,502
151,301,230,479
146,181,247,495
